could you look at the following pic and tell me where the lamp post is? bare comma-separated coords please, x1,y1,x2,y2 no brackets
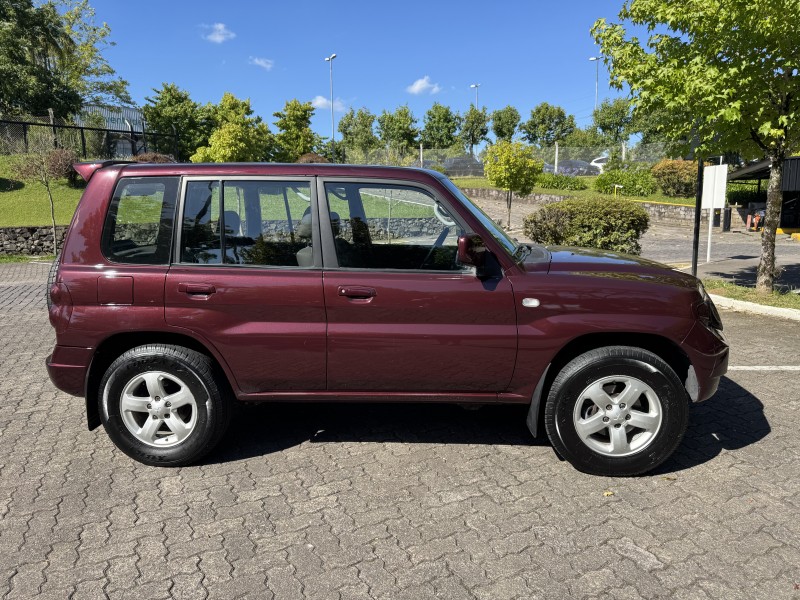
470,83,480,107
589,57,599,111
325,53,337,161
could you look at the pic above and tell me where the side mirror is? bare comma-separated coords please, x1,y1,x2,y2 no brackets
457,234,487,270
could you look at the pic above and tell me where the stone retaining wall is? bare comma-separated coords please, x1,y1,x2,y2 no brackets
0,226,68,256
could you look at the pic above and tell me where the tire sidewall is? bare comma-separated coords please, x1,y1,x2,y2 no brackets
548,352,688,476
100,351,215,466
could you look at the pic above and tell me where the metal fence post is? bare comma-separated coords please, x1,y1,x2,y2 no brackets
80,127,87,158
22,123,29,153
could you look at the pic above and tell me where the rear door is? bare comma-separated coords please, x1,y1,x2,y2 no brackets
319,179,518,393
164,177,326,394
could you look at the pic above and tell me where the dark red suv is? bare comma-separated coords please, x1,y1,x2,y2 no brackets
46,162,728,476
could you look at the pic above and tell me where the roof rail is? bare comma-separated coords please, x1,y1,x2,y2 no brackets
73,160,134,183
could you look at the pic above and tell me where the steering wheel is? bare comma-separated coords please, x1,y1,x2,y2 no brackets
434,202,456,227
420,227,451,269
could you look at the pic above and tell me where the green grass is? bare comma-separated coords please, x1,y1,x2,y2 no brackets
703,278,800,310
451,175,696,206
0,156,84,226
0,254,55,263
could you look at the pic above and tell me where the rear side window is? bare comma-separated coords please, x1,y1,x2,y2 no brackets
102,177,179,264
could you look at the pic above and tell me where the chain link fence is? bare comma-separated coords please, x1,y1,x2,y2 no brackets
0,116,179,160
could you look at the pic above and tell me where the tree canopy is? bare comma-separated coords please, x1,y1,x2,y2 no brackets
483,141,542,227
420,102,461,149
377,105,418,156
338,107,379,159
593,0,800,291
592,98,633,145
519,102,576,147
143,83,213,159
459,105,490,156
273,99,319,162
490,106,520,143
190,93,274,163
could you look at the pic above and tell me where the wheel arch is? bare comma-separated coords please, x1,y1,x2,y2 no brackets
527,332,691,438
84,331,233,430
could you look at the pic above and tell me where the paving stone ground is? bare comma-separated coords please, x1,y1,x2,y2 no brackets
1,261,799,600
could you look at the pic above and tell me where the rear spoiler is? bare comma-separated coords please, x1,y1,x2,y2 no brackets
73,160,134,183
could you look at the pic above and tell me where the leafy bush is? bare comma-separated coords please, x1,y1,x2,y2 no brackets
727,181,766,206
45,148,79,183
523,196,650,254
594,166,656,197
133,152,175,163
651,159,696,197
535,173,588,191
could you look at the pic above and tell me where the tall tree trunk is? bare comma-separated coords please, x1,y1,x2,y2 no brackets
506,190,513,228
756,154,783,292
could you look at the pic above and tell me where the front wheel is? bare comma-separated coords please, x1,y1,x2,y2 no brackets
99,344,230,467
544,346,688,476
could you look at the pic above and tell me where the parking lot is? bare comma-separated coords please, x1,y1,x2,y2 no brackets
1,261,798,600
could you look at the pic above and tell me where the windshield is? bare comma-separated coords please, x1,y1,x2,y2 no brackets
435,175,517,257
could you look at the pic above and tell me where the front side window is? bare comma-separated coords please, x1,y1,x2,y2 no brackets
324,182,464,271
180,179,313,267
102,177,179,264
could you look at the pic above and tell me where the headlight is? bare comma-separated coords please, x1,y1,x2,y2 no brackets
696,282,723,331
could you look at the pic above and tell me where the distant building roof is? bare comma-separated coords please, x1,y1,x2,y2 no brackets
727,156,800,192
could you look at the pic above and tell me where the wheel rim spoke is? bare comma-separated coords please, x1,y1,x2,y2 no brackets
609,425,630,454
165,388,194,409
584,381,615,410
616,381,644,406
628,410,660,431
163,415,192,442
143,372,167,399
575,412,607,438
138,417,162,443
120,393,149,415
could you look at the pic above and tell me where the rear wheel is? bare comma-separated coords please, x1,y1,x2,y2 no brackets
544,346,688,476
99,344,230,466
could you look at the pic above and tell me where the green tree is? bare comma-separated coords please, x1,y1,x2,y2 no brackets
273,99,319,162
420,102,461,149
592,98,633,145
483,141,542,227
0,0,81,116
143,83,211,159
593,0,800,292
376,105,418,157
190,92,274,163
490,105,520,142
58,0,131,106
338,107,379,159
459,105,489,156
560,126,607,161
519,102,576,147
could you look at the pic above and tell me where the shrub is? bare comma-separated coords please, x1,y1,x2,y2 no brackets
45,147,79,185
651,159,696,197
535,173,588,191
594,166,656,197
133,152,175,163
296,152,329,163
523,196,650,255
727,181,766,206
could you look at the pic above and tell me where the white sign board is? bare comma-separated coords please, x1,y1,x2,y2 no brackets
702,164,728,263
702,164,727,209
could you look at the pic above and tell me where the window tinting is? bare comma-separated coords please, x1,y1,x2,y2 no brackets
102,177,178,264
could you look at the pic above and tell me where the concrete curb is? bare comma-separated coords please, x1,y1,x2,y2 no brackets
709,293,800,322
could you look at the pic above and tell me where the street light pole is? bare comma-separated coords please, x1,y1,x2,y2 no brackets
470,83,480,107
589,57,599,111
325,53,337,161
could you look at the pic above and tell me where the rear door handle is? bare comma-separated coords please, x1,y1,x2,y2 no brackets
338,286,376,299
178,282,216,295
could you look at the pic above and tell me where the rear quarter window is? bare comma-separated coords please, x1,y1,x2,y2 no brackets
101,177,179,264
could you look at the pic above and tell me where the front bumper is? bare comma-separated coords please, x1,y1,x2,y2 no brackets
681,322,729,402
46,345,93,397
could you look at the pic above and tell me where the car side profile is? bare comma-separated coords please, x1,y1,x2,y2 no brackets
46,162,728,476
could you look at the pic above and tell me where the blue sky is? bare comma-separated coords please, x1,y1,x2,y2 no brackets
91,0,629,139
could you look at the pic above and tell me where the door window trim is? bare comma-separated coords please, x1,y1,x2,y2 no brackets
316,177,473,273
174,175,319,269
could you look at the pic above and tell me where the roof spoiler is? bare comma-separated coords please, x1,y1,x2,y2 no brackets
73,160,134,183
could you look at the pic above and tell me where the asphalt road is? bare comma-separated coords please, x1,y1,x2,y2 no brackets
0,262,798,600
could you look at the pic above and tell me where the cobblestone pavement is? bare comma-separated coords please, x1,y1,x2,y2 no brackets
1,261,799,600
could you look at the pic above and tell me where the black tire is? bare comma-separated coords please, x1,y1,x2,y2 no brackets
544,346,688,477
99,344,231,467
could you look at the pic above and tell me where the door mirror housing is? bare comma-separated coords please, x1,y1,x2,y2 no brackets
457,234,488,274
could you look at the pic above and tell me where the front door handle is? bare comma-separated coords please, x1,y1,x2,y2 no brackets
338,286,376,300
178,282,216,295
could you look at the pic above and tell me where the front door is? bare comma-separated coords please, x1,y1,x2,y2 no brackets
165,177,326,394
319,180,517,393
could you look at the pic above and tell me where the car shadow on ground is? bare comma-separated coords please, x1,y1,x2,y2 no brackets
655,376,770,474
207,376,769,475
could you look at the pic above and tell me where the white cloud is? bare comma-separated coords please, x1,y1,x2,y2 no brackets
406,76,442,95
202,23,236,44
249,56,274,71
311,95,345,112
